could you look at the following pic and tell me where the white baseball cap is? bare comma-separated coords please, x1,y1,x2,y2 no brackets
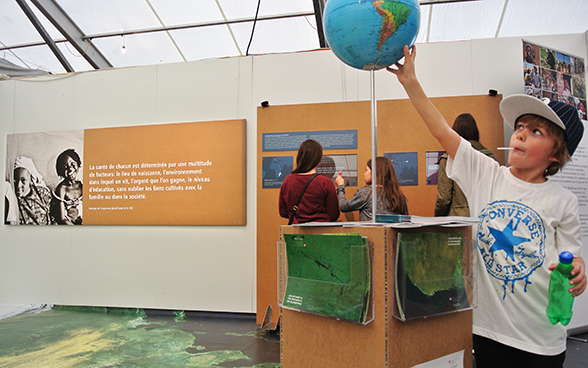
500,94,584,156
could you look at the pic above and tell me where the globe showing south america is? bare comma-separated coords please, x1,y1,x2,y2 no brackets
323,0,421,70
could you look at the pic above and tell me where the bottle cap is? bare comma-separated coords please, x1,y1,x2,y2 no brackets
559,251,573,264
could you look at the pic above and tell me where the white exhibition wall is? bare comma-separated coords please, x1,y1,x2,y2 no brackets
2,32,587,330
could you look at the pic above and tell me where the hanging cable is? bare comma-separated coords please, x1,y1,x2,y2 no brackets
245,0,262,56
65,38,94,57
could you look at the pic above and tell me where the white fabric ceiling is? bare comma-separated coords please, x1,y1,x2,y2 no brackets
1,0,588,76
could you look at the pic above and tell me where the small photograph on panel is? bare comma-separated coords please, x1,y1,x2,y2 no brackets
573,98,586,121
425,151,445,185
523,42,539,65
383,152,418,186
262,156,293,189
524,63,541,89
318,154,358,187
555,52,572,74
5,130,84,225
540,47,556,70
557,72,572,96
524,86,542,99
572,76,586,99
571,57,585,78
540,68,557,93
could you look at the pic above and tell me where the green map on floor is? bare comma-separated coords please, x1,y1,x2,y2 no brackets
281,233,371,324
0,306,279,368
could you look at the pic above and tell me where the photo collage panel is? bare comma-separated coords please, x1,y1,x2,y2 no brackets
523,41,586,121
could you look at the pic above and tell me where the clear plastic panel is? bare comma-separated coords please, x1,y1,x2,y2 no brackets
278,233,374,325
392,231,476,322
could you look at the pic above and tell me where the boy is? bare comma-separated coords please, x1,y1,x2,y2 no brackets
388,45,586,367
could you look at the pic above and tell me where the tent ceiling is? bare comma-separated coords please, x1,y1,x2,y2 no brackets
1,0,587,76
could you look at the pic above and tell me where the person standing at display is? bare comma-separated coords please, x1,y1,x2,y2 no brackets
434,113,498,217
388,45,586,367
335,157,408,221
279,139,339,224
12,156,54,225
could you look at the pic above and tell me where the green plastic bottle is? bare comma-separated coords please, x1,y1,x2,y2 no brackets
546,251,575,326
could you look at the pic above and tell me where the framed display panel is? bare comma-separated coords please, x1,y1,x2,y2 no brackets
82,120,246,225
6,119,246,226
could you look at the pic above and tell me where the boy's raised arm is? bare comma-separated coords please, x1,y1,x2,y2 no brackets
387,45,461,159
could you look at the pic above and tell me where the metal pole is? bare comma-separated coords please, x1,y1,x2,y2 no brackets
370,70,377,223
312,0,328,48
15,0,74,72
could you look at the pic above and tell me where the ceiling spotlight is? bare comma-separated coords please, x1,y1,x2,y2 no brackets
121,34,126,53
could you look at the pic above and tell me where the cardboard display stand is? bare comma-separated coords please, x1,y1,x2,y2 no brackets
279,225,473,368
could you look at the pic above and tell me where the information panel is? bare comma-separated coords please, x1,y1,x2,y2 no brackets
5,120,246,226
262,130,357,151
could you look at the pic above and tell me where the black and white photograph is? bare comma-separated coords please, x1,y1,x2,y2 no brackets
5,131,84,225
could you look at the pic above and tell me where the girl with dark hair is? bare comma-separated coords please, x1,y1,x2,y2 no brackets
336,157,408,221
279,140,339,224
53,148,83,225
452,113,480,142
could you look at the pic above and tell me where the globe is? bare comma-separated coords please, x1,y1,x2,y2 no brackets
323,0,421,71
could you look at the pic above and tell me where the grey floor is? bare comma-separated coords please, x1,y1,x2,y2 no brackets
565,332,588,368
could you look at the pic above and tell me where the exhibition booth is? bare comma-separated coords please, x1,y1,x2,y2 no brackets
2,30,588,367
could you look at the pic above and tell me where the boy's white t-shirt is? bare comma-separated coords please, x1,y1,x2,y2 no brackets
447,138,582,356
